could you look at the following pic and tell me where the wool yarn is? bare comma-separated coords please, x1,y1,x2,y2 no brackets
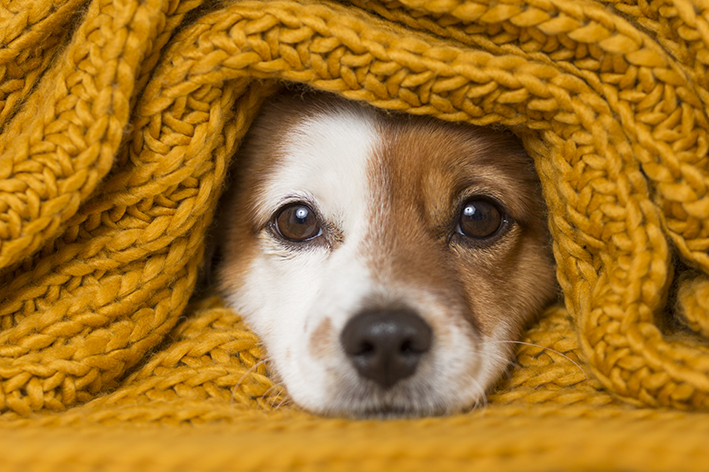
1,0,709,470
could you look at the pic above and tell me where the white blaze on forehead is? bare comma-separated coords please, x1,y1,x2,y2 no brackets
258,103,380,235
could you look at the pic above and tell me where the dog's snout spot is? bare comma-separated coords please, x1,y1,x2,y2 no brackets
340,308,432,389
309,317,334,359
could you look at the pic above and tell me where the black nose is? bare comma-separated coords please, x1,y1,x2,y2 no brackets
340,308,432,389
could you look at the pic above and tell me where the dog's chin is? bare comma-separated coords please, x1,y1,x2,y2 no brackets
344,405,446,420
313,396,465,420
344,401,458,420
294,378,479,420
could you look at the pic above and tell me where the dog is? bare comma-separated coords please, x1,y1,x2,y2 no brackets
212,88,557,418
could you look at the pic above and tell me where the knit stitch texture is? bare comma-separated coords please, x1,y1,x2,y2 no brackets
1,0,709,470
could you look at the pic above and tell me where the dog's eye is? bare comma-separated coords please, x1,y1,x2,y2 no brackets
275,203,321,242
457,199,504,239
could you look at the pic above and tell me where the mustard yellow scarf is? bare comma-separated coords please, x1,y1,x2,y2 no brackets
1,0,709,469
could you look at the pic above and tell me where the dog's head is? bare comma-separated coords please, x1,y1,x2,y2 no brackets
216,90,557,417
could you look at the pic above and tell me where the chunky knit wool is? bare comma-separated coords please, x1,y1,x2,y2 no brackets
1,0,709,470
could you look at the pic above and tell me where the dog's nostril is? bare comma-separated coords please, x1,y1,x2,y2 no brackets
357,342,375,356
340,308,432,390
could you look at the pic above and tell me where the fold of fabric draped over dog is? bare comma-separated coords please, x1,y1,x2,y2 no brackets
1,0,709,470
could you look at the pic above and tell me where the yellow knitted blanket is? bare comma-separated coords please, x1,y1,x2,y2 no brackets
2,0,709,469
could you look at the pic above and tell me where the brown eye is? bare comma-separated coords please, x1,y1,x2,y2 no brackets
458,199,504,239
275,203,321,242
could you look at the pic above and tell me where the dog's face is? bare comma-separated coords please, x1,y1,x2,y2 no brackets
216,91,556,417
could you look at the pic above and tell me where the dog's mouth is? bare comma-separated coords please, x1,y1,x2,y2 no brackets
357,405,436,419
319,372,457,419
330,396,452,419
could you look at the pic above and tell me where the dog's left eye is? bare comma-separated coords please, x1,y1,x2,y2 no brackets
274,203,321,242
457,198,505,239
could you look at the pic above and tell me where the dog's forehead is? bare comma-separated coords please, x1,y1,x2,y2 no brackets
255,95,537,230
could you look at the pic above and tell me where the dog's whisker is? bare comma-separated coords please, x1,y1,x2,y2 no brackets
227,359,265,422
273,388,292,411
259,383,282,404
230,359,267,404
469,377,488,416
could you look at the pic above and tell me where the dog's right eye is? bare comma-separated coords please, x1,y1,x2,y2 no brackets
274,203,321,242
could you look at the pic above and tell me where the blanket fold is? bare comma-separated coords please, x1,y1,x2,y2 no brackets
2,0,709,469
